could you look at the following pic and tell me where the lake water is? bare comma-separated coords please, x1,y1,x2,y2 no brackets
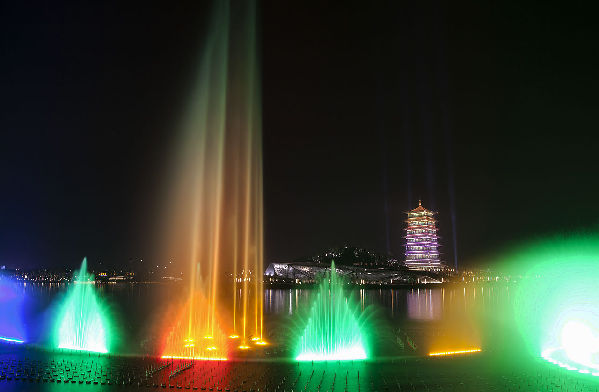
3,282,596,391
13,282,516,358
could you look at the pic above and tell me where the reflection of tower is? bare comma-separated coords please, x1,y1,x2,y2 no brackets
404,200,442,270
407,289,442,320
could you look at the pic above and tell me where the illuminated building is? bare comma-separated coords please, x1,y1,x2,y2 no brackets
404,200,443,271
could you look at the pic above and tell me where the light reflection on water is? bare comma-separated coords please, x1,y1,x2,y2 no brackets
264,285,509,321
263,284,513,355
16,283,512,355
407,288,443,320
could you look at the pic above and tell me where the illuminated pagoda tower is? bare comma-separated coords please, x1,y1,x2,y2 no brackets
404,200,442,270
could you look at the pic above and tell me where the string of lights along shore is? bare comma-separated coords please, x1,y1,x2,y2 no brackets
404,201,442,271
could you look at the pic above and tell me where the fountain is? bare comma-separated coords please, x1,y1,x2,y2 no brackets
0,276,25,343
295,262,367,361
54,257,111,353
491,233,599,376
160,0,265,357
162,284,228,360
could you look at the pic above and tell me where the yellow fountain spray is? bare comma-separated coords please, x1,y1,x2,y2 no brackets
161,0,265,359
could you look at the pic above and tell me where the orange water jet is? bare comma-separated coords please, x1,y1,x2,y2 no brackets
159,0,265,358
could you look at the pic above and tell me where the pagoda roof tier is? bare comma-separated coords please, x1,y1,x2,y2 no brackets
406,215,436,220
406,200,436,215
406,220,437,224
405,220,437,224
406,220,437,225
405,259,441,264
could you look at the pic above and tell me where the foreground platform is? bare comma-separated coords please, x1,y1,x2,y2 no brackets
0,345,598,391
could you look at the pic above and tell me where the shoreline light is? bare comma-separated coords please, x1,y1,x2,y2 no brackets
0,336,25,344
161,355,227,361
429,348,481,356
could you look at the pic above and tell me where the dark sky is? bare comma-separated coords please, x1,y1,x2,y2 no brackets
1,1,597,270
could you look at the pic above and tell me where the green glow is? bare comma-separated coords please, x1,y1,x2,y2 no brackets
55,258,111,353
295,261,367,361
495,232,599,370
561,321,599,369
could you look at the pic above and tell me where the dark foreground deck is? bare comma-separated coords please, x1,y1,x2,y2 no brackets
0,345,597,391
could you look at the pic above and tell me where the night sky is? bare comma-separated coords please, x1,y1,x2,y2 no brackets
1,1,597,270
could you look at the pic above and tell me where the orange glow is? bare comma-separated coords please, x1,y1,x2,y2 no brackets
161,291,228,361
159,1,265,356
254,340,267,346
238,345,251,350
161,355,227,361
429,348,481,356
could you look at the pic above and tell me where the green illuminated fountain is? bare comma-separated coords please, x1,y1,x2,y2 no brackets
296,261,367,361
55,257,111,353
493,233,599,376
